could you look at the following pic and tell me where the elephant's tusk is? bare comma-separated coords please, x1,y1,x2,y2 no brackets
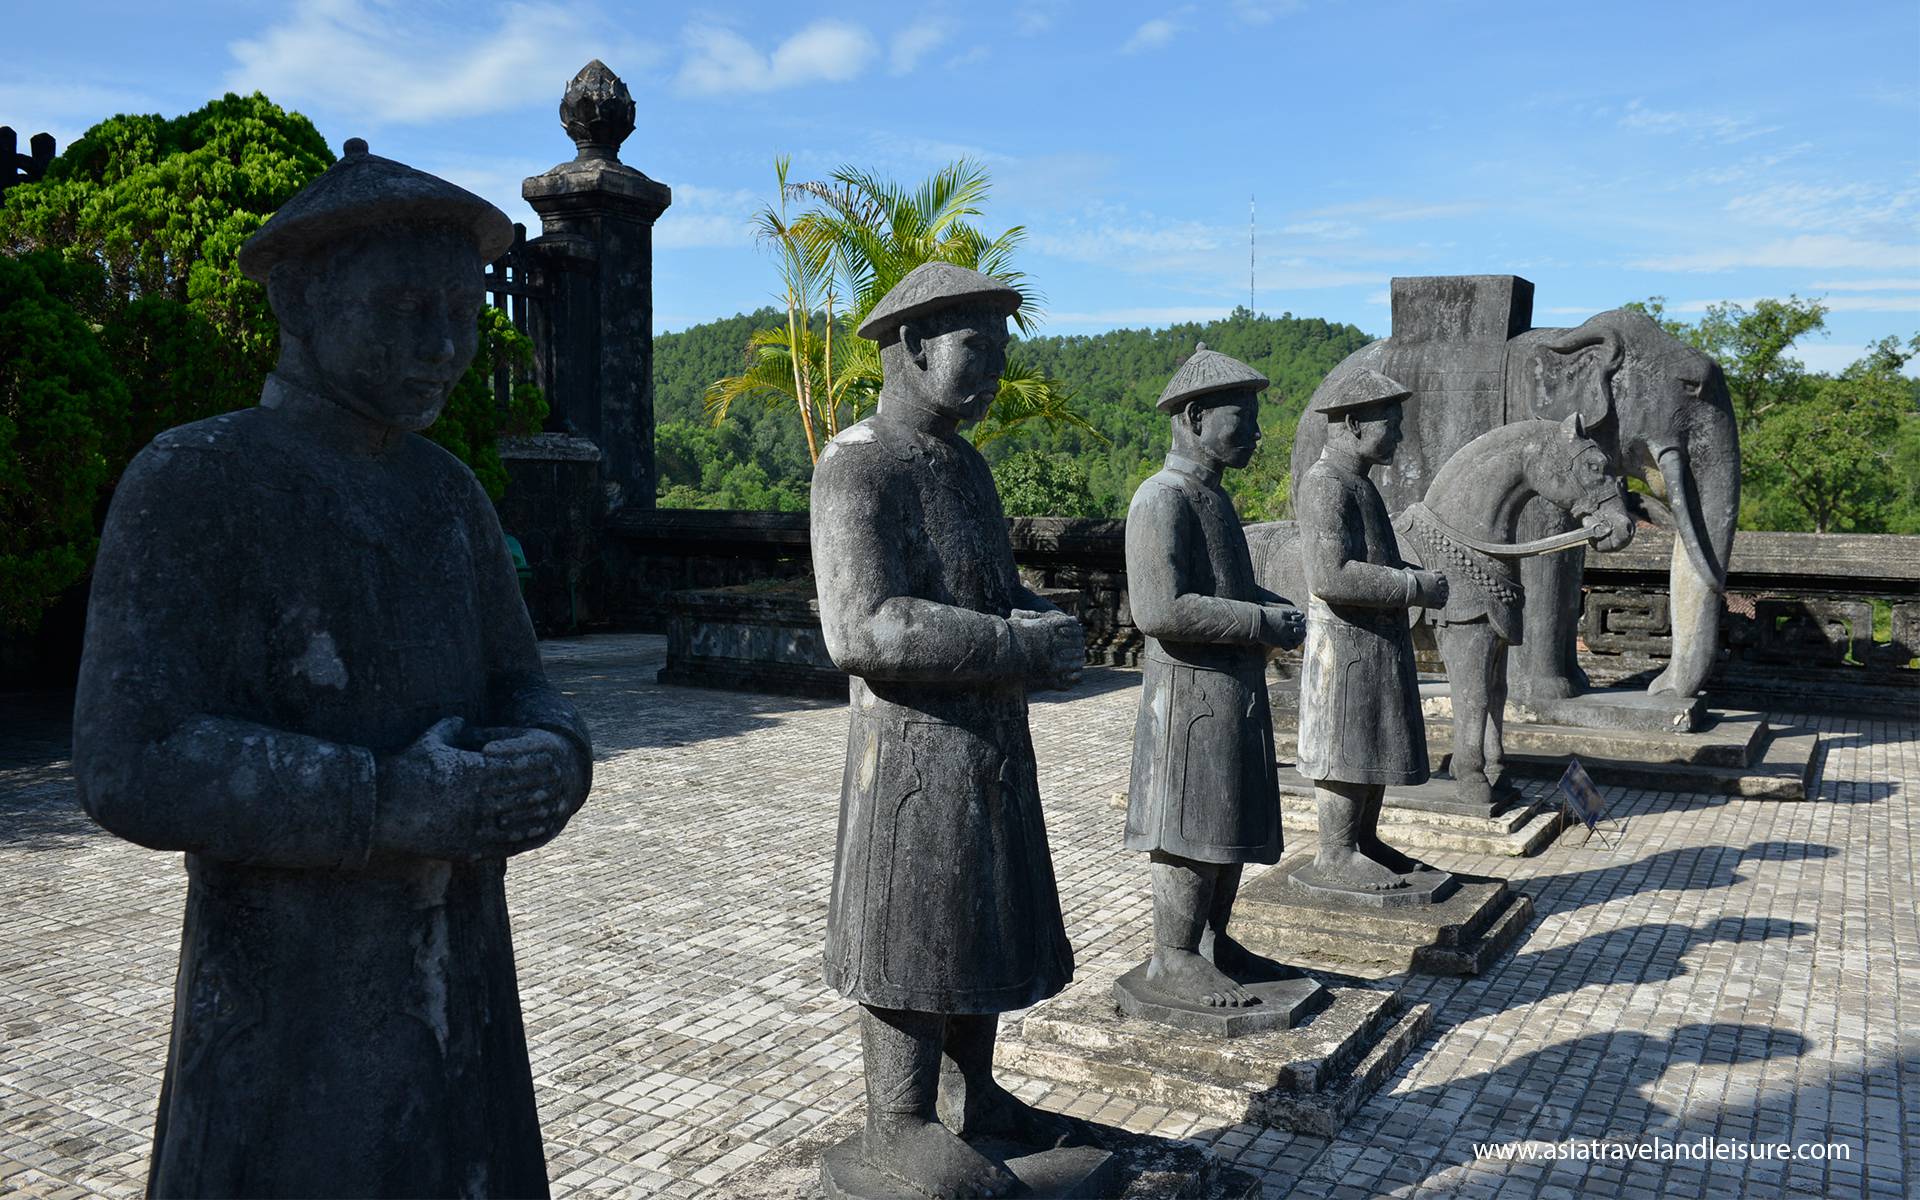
1656,446,1727,595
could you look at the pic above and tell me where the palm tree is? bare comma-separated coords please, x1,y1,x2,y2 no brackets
705,158,1097,462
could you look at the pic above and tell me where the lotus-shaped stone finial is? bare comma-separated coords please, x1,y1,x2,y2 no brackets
560,60,635,162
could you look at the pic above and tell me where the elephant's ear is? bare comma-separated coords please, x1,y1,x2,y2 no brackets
1513,325,1622,429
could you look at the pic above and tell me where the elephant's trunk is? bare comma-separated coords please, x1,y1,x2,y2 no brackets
1650,381,1739,697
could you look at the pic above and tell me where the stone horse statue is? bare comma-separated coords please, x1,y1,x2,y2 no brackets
1250,415,1634,808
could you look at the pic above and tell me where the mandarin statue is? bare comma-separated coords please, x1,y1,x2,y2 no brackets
1122,345,1306,1012
810,263,1087,1198
1292,368,1450,896
72,140,592,1198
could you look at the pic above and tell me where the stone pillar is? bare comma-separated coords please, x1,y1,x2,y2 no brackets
522,60,671,513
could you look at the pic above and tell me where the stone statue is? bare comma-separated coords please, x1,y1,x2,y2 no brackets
1395,417,1634,808
1292,368,1449,896
811,262,1085,1198
71,140,592,1198
1123,345,1306,1010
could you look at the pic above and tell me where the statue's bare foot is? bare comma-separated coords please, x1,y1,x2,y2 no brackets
861,1116,1014,1199
1309,849,1411,891
1360,836,1434,877
1208,934,1295,985
1147,947,1259,1007
1453,773,1494,810
942,1077,1084,1149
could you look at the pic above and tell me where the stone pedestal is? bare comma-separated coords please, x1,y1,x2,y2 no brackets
731,1112,1260,1199
822,1137,1119,1200
998,972,1431,1138
1272,679,1822,815
1276,765,1569,857
1229,857,1534,979
1111,962,1327,1037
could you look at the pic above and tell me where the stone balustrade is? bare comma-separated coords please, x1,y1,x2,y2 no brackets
578,508,1917,712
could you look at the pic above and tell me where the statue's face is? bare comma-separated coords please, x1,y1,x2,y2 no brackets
1346,402,1405,465
297,227,485,432
1189,390,1262,469
896,307,1010,423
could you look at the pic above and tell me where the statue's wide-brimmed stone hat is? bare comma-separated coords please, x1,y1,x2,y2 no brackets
1310,366,1413,416
856,262,1022,342
238,138,514,284
1155,342,1270,412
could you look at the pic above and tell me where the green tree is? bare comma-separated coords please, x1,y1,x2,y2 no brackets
426,308,547,500
0,252,128,630
706,158,1094,459
992,450,1098,517
1744,335,1916,533
2,92,543,503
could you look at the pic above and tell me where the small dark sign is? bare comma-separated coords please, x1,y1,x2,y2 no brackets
1558,758,1608,830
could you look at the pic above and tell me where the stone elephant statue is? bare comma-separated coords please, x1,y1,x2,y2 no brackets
1287,275,1738,701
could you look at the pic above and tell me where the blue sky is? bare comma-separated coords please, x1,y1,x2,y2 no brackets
8,1,1917,371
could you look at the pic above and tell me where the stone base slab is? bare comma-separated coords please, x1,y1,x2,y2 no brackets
1275,771,1570,858
1113,962,1328,1037
1229,857,1535,979
999,973,1432,1138
1418,679,1707,734
733,1113,1259,1199
823,1135,1118,1200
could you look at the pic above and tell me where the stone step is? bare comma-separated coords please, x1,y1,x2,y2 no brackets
1001,978,1430,1138
1230,859,1536,977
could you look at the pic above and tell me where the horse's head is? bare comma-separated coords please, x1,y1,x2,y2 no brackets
1529,414,1635,551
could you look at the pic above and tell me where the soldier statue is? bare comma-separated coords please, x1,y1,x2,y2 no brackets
1292,367,1450,895
810,262,1086,1198
1124,344,1306,1009
72,140,592,1198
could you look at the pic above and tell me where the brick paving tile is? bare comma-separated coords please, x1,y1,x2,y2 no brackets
2,633,1914,1197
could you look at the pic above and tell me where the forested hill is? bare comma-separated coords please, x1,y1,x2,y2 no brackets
651,306,1375,516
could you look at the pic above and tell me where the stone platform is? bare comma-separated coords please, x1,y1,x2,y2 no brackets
1275,767,1569,857
1229,857,1535,978
1273,679,1822,802
1420,681,1708,734
734,1113,1260,1200
999,972,1432,1138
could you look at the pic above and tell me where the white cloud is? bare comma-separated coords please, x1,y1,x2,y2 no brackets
1232,0,1305,23
1668,294,1920,315
1016,1,1068,36
654,182,761,250
1631,235,1920,273
0,80,161,147
889,20,951,75
1047,306,1233,329
676,21,876,95
1121,15,1184,54
1618,98,1781,145
1811,278,1920,291
1723,182,1918,232
227,0,646,125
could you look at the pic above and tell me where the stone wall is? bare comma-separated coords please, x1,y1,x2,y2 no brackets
602,511,1919,711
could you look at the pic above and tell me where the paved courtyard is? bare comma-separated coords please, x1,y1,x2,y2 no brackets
1,633,1915,1199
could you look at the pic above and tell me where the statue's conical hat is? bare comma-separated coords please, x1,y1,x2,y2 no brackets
239,138,513,283
856,262,1022,342
1155,342,1269,412
1309,365,1413,415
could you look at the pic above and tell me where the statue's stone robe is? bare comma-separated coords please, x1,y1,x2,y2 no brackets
810,415,1074,1014
73,387,588,1199
1122,454,1283,865
1294,449,1430,787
